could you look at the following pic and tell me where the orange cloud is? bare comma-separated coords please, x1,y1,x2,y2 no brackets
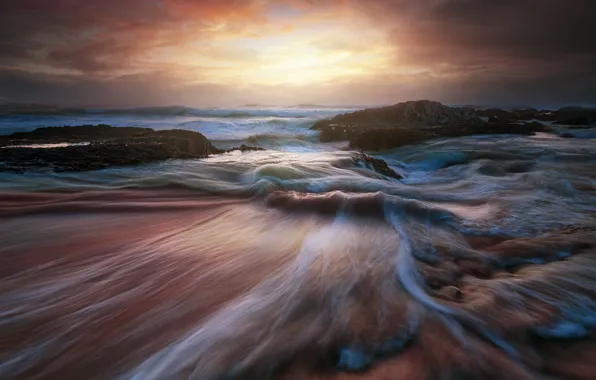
1,0,595,107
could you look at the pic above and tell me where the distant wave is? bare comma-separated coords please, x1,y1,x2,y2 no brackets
0,105,354,119
245,133,312,143
89,106,314,118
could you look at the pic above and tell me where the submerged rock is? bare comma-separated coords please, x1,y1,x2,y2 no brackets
215,144,266,153
353,153,402,180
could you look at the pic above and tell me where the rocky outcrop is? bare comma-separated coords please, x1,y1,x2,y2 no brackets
1,142,179,173
2,124,154,144
476,108,551,122
312,100,483,131
349,128,429,150
0,125,262,173
312,100,552,151
346,122,549,151
553,116,592,126
476,106,596,125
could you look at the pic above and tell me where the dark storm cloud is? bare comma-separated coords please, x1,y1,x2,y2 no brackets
354,0,596,70
0,0,266,73
0,1,160,72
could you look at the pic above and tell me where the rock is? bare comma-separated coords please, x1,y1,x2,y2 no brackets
349,128,429,151
0,141,180,172
0,125,264,173
215,144,266,153
554,116,592,126
559,132,575,138
312,100,483,131
436,120,549,138
312,100,551,150
476,108,513,120
0,125,153,146
145,129,215,155
472,106,596,123
353,153,402,180
110,129,216,156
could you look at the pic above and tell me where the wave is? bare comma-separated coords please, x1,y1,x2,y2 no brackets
244,133,312,143
0,105,354,119
2,185,595,379
1,132,596,379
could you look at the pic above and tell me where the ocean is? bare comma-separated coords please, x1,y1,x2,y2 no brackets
1,107,596,379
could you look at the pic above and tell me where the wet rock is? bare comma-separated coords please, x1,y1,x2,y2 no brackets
215,144,266,153
0,125,264,173
554,106,596,125
477,108,514,121
312,100,483,132
0,141,181,173
0,124,153,146
316,124,378,143
349,128,429,151
312,101,552,150
353,153,402,180
554,116,592,126
343,122,548,151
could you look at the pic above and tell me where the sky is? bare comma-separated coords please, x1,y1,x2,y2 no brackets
1,0,595,107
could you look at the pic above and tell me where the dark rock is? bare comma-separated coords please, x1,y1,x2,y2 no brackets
553,107,596,125
476,108,513,120
111,129,215,156
510,108,540,121
353,153,402,180
435,121,549,138
0,141,181,173
312,100,483,132
0,125,265,173
349,128,429,151
474,107,578,123
215,144,266,153
312,101,551,150
317,124,378,143
559,132,575,138
554,116,592,126
0,124,153,146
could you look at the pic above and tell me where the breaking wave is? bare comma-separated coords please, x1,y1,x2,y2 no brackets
1,121,596,380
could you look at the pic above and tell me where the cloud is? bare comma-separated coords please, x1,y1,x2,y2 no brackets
348,0,596,72
0,0,594,106
0,0,268,74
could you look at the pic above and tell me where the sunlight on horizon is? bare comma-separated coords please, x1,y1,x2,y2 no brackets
145,10,397,86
